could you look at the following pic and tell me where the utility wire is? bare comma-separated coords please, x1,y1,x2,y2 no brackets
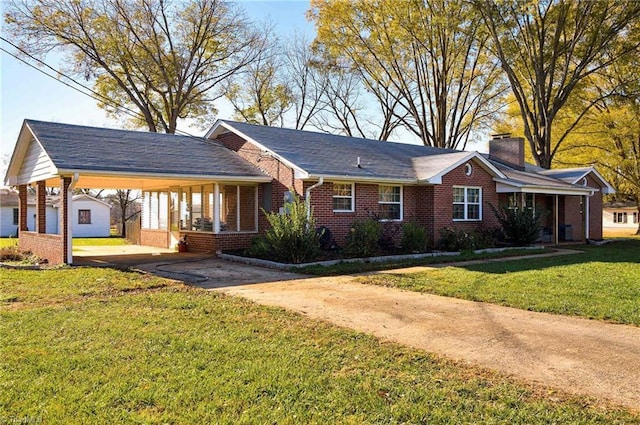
1,36,208,141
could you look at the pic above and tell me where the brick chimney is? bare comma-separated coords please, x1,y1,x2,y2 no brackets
489,134,526,171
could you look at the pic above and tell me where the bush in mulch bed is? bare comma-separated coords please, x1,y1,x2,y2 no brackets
0,246,46,265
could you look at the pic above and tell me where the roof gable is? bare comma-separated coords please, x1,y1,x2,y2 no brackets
540,167,615,194
5,121,58,186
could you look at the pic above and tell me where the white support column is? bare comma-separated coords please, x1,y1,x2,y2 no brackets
554,195,559,245
236,186,241,232
584,195,590,241
254,185,259,231
214,183,220,234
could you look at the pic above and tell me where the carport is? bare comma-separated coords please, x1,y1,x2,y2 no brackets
3,119,271,265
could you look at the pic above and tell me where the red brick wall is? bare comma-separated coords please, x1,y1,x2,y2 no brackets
430,160,501,245
562,196,583,241
19,231,65,265
141,229,169,248
587,174,604,240
217,133,298,222
178,231,256,253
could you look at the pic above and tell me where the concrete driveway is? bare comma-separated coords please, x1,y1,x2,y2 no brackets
75,251,640,411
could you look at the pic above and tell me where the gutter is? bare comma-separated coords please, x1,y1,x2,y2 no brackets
305,177,324,221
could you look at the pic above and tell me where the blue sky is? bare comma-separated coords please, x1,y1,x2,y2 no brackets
0,1,314,172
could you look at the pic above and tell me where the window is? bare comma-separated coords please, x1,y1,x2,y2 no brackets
613,212,628,224
78,209,91,224
464,163,473,176
378,185,402,221
524,193,535,210
333,183,354,212
13,208,19,225
634,212,638,224
453,187,481,221
142,191,168,230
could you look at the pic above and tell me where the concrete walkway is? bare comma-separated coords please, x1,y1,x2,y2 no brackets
117,252,639,411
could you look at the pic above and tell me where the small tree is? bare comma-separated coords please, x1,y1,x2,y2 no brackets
491,204,548,246
262,193,321,263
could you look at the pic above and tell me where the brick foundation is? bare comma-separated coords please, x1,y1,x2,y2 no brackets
180,231,257,253
140,229,169,248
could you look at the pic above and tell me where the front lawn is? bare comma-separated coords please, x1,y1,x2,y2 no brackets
72,237,128,246
0,238,18,249
359,239,640,326
1,268,636,423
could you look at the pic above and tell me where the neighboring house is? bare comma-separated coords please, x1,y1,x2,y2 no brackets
603,201,639,234
3,119,614,264
0,187,57,236
55,194,112,238
0,187,110,238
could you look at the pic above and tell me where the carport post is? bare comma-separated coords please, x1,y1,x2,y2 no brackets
214,183,220,233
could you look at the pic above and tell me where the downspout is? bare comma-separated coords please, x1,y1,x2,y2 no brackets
305,177,324,221
67,173,79,264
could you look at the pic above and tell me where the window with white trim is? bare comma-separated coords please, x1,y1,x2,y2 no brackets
378,185,402,221
332,183,354,212
613,212,628,224
13,208,19,225
453,187,481,221
633,212,638,224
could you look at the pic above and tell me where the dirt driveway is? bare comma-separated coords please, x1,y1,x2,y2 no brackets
136,257,640,411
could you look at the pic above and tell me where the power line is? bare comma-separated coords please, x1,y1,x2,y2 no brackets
1,37,206,141
0,37,146,123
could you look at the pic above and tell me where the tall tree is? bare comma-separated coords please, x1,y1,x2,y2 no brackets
553,61,640,234
309,0,505,149
5,0,265,133
476,0,640,169
282,32,329,130
224,36,294,127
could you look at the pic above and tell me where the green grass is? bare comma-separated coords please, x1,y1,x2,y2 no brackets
359,239,640,326
72,237,128,246
1,268,637,423
0,238,19,249
1,237,127,249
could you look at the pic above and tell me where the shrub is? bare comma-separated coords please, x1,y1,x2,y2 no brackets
245,236,272,260
262,193,321,263
401,222,428,253
491,204,548,246
438,227,477,252
438,227,498,252
345,218,382,257
0,246,42,264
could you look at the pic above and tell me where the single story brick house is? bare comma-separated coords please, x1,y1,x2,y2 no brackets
4,119,614,264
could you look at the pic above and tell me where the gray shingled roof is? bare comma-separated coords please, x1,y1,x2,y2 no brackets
539,168,590,183
218,120,458,181
26,119,267,178
493,164,582,189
